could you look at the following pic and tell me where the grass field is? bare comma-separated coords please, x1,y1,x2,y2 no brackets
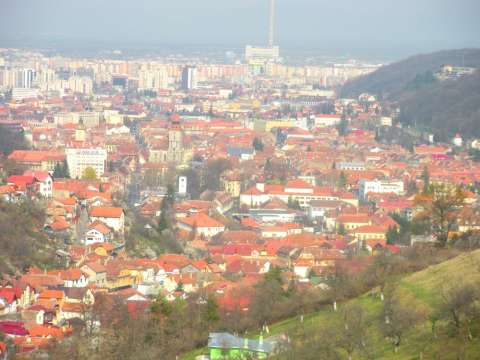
182,250,480,360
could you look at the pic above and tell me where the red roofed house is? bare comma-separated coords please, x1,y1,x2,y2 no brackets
83,220,114,245
350,225,387,242
0,184,18,202
23,171,53,198
6,175,37,197
8,150,65,172
0,287,21,315
89,206,125,233
177,212,225,239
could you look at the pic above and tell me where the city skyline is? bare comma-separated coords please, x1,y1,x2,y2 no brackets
1,0,480,60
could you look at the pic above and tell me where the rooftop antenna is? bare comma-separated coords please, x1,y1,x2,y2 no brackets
268,0,275,47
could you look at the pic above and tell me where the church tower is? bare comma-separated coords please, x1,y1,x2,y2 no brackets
167,113,184,163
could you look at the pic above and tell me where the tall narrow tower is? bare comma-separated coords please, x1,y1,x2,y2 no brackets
268,0,275,47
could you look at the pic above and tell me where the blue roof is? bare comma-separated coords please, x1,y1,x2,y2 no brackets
227,147,255,157
208,332,278,353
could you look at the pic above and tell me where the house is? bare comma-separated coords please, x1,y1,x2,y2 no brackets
6,175,37,197
308,199,345,220
81,262,107,288
351,225,387,242
62,302,87,320
208,332,281,360
63,288,95,306
177,212,225,239
39,290,65,307
21,306,46,326
0,287,21,315
8,150,65,172
293,259,312,279
227,146,255,161
336,213,371,231
24,171,53,198
83,220,114,245
0,185,18,202
49,269,87,288
89,206,125,233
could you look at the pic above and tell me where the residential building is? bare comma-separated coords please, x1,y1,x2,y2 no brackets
89,207,125,233
65,147,107,179
359,179,405,201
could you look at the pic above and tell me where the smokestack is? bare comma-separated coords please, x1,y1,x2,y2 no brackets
269,0,275,47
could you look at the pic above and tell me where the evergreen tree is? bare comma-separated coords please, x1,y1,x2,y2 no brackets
63,160,70,178
158,209,169,232
53,162,63,178
386,225,400,245
202,297,220,326
338,171,348,189
421,166,430,194
166,184,175,206
252,137,264,152
336,115,349,136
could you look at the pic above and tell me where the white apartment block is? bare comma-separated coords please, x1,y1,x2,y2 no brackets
66,148,107,179
359,179,405,201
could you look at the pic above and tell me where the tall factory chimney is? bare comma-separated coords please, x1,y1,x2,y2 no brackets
268,0,275,47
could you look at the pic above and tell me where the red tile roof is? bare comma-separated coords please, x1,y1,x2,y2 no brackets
178,212,224,229
90,206,123,218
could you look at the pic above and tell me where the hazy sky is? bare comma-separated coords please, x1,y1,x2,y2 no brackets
1,0,479,58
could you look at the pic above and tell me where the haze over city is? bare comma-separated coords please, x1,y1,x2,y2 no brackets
0,0,480,359
1,0,480,59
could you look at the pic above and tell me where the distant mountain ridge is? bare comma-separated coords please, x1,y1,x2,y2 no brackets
341,48,480,99
340,49,480,140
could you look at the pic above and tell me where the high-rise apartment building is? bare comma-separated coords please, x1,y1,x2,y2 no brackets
65,147,108,179
181,66,198,91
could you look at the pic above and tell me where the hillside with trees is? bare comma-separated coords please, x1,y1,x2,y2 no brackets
396,70,480,140
340,49,480,140
36,245,480,360
0,200,59,274
182,249,480,360
341,49,480,99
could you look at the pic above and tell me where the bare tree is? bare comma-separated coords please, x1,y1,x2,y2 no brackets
338,304,369,360
380,286,426,353
440,282,479,340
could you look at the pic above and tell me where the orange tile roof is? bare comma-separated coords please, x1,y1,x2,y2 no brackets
28,325,64,339
178,212,224,228
39,289,65,300
352,225,387,234
90,206,123,218
8,150,65,162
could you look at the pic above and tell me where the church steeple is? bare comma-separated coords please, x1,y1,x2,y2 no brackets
168,113,183,162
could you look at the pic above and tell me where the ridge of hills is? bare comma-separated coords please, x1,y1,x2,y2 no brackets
340,49,480,140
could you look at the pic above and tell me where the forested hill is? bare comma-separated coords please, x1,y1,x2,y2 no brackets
340,49,480,140
397,70,480,140
340,48,480,99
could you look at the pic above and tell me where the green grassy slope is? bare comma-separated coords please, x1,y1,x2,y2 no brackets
183,250,480,359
